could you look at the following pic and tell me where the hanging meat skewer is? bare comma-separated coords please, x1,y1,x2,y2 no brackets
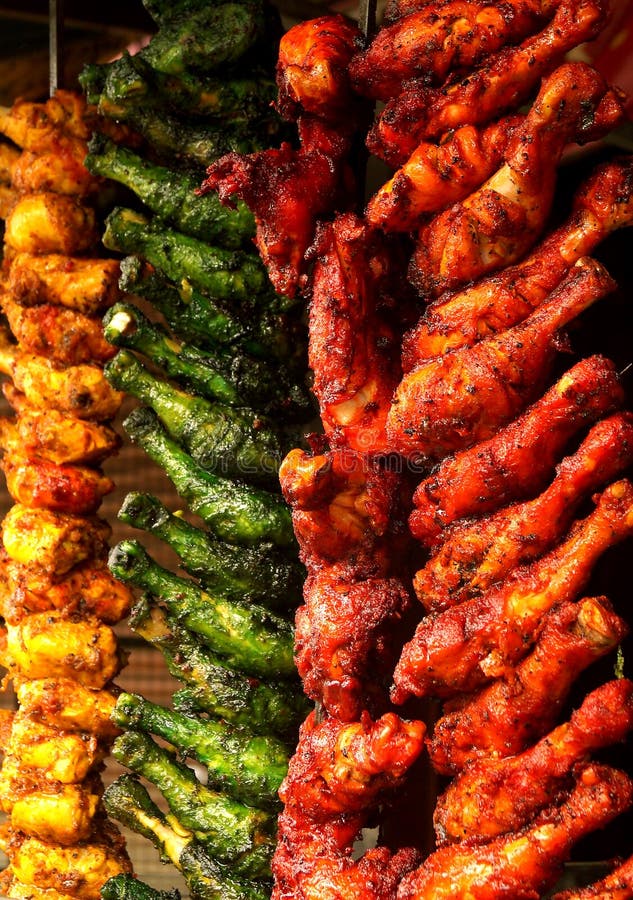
0,91,133,899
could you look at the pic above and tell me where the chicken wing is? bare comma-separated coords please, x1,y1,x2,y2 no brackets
0,293,116,366
426,596,628,774
366,115,523,233
201,115,357,297
402,156,633,365
368,0,609,166
394,479,633,701
551,854,633,899
409,354,624,544
414,411,633,612
387,257,614,459
434,678,633,843
279,446,404,573
276,14,363,123
296,564,413,719
350,0,554,100
408,63,624,297
397,764,633,900
1,455,113,516
6,253,121,316
309,212,410,453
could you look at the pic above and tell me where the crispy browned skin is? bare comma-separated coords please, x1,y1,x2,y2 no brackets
11,145,98,197
0,293,116,366
426,596,628,774
402,156,633,366
6,253,121,315
276,14,363,122
279,447,402,573
309,213,410,453
434,678,633,844
0,454,113,516
272,710,423,900
0,92,95,149
201,116,356,297
366,115,523,232
368,0,608,166
350,0,554,100
0,401,120,466
393,479,633,701
397,764,633,900
551,854,633,899
414,412,633,612
296,564,413,720
408,64,624,297
409,355,624,544
387,258,614,459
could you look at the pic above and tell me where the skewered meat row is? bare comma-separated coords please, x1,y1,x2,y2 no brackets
204,1,633,896
0,91,134,899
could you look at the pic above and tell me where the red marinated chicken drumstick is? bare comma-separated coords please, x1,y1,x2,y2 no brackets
387,257,615,459
414,411,633,612
349,0,558,100
408,62,625,296
403,156,633,366
368,0,609,166
551,854,633,899
409,354,625,544
394,478,633,701
434,678,633,844
396,764,633,900
426,595,629,774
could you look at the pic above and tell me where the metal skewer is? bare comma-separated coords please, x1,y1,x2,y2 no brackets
357,0,378,43
49,0,65,96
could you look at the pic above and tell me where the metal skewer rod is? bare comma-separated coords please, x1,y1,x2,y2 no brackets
357,0,378,42
49,0,65,96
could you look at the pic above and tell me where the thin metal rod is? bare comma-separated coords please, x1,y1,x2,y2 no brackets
357,0,378,43
49,0,65,96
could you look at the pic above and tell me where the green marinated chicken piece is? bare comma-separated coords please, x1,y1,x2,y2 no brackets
118,256,303,365
111,732,275,878
118,492,303,609
130,601,308,740
109,540,296,679
103,304,312,420
101,874,180,900
105,349,287,484
103,776,270,900
86,136,255,247
104,208,272,303
112,692,288,808
122,407,295,549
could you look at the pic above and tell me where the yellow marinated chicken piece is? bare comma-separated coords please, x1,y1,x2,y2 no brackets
3,192,97,255
8,831,132,900
1,775,101,845
7,253,121,315
3,712,103,783
0,341,123,421
0,392,120,465
0,93,93,149
2,876,76,900
1,557,132,626
4,610,123,689
14,678,120,740
1,504,111,575
11,148,99,197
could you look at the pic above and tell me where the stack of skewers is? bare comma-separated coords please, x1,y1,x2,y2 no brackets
0,91,136,898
